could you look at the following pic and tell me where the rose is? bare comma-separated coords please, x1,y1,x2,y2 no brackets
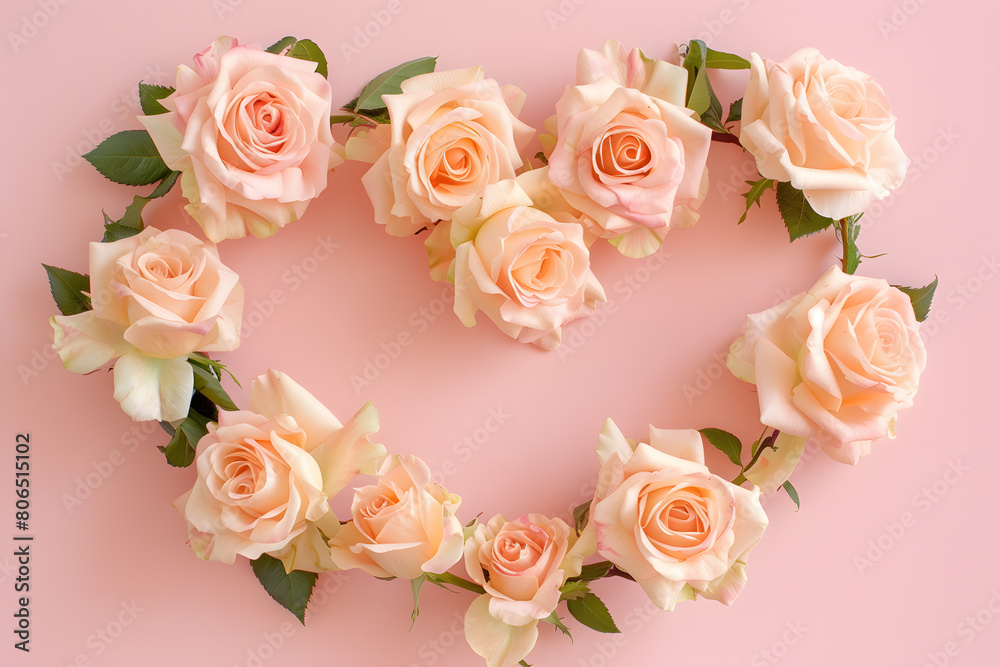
575,39,684,94
445,171,605,350
545,70,711,258
726,266,926,465
173,370,385,573
581,420,768,611
463,513,589,667
346,66,534,236
50,227,244,422
328,454,464,579
738,48,908,220
140,37,342,242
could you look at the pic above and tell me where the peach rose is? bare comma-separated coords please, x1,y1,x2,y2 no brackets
141,37,342,242
448,172,606,350
727,266,926,464
575,39,684,95
346,66,534,236
581,420,768,611
50,227,243,422
173,370,386,572
329,454,464,579
545,70,711,258
739,48,908,220
462,513,588,667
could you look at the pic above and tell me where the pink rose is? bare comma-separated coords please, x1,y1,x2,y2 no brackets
462,513,588,667
174,370,385,572
448,171,606,350
50,227,243,422
329,454,464,579
739,48,908,220
346,66,534,236
582,420,768,610
141,37,342,242
546,69,711,258
727,266,927,464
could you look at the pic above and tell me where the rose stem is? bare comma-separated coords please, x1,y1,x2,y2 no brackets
710,131,742,145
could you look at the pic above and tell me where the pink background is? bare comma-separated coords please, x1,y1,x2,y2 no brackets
3,0,999,665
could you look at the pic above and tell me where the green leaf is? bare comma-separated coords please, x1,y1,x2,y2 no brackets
265,36,297,54
726,97,743,124
738,178,774,224
410,574,426,631
352,110,390,126
681,40,726,130
567,593,620,634
699,428,743,467
190,363,239,411
705,48,751,70
893,276,938,323
782,480,800,510
147,170,180,199
775,182,835,241
330,114,356,125
42,265,91,315
84,130,170,186
572,500,590,535
188,352,242,389
700,107,728,133
559,580,590,602
251,553,317,625
287,39,328,78
540,612,572,639
138,83,174,116
355,57,438,111
161,408,213,468
840,214,863,275
425,571,486,595
101,171,179,242
572,561,613,582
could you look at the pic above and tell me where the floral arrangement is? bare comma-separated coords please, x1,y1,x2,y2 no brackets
43,35,935,667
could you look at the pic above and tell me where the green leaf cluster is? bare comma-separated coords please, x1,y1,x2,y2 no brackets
681,40,749,133
102,171,179,242
265,36,328,77
159,354,240,467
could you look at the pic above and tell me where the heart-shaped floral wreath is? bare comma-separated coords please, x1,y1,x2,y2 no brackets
43,36,935,667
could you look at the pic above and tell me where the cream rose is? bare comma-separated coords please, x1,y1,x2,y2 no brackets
140,37,342,242
346,66,534,236
174,370,386,572
727,266,926,465
329,454,464,579
739,48,908,220
447,171,606,350
581,420,768,611
546,72,711,258
50,227,243,422
462,513,588,667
